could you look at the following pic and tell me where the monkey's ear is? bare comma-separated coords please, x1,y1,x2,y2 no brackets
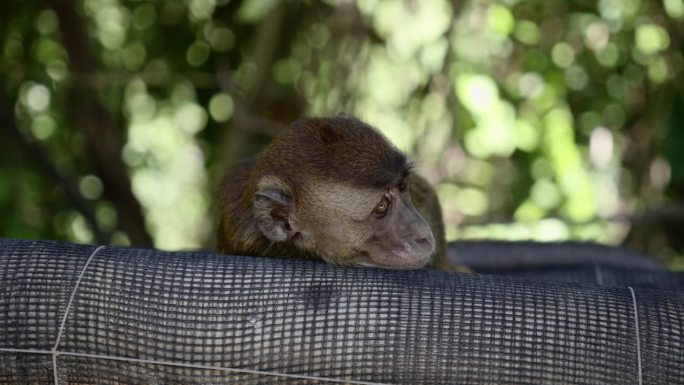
254,181,300,242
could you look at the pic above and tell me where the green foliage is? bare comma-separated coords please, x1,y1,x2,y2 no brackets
1,0,683,266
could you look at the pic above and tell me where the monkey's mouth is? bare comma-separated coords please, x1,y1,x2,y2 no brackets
352,249,430,270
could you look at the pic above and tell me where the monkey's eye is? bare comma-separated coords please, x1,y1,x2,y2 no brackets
374,195,391,217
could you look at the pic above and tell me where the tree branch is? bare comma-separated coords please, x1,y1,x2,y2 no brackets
0,97,109,243
47,0,153,246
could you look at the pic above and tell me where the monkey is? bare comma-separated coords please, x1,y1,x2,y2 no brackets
217,116,460,270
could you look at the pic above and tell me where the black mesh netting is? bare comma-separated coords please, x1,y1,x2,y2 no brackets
448,240,664,270
478,266,684,290
1,238,683,385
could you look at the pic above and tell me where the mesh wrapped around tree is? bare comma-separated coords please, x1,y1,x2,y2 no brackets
0,238,682,385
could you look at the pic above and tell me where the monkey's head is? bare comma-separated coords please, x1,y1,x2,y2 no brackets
251,117,435,269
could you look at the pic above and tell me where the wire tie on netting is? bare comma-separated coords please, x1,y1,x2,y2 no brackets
593,264,604,286
52,245,105,384
58,351,393,385
0,348,391,385
627,286,643,385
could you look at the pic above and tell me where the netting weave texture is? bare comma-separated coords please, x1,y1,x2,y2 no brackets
448,240,664,270
1,238,682,385
480,266,684,290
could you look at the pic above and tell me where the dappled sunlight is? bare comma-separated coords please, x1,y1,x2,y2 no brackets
1,0,683,265
125,81,211,250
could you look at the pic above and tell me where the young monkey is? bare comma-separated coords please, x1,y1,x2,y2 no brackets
217,116,457,270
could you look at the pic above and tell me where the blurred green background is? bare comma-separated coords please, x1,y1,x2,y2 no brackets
2,0,684,267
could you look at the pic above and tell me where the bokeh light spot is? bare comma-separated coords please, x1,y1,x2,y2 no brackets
595,43,620,67
96,202,118,232
518,72,544,99
534,219,570,241
123,44,147,70
208,27,235,52
189,0,216,20
46,60,68,81
457,74,499,114
186,41,211,67
585,21,610,51
238,0,279,23
175,103,208,134
589,126,614,168
664,0,684,18
79,175,104,200
208,93,234,122
635,24,670,55
25,84,51,112
551,43,575,68
34,10,59,35
531,179,562,209
453,187,488,217
514,20,540,45
132,3,156,30
31,115,56,140
487,4,514,36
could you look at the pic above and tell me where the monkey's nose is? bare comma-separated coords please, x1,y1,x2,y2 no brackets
416,237,431,246
414,235,435,254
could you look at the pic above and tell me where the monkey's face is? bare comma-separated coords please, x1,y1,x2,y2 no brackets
250,116,436,269
301,180,436,269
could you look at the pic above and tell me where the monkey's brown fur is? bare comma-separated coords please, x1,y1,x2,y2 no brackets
217,116,452,270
